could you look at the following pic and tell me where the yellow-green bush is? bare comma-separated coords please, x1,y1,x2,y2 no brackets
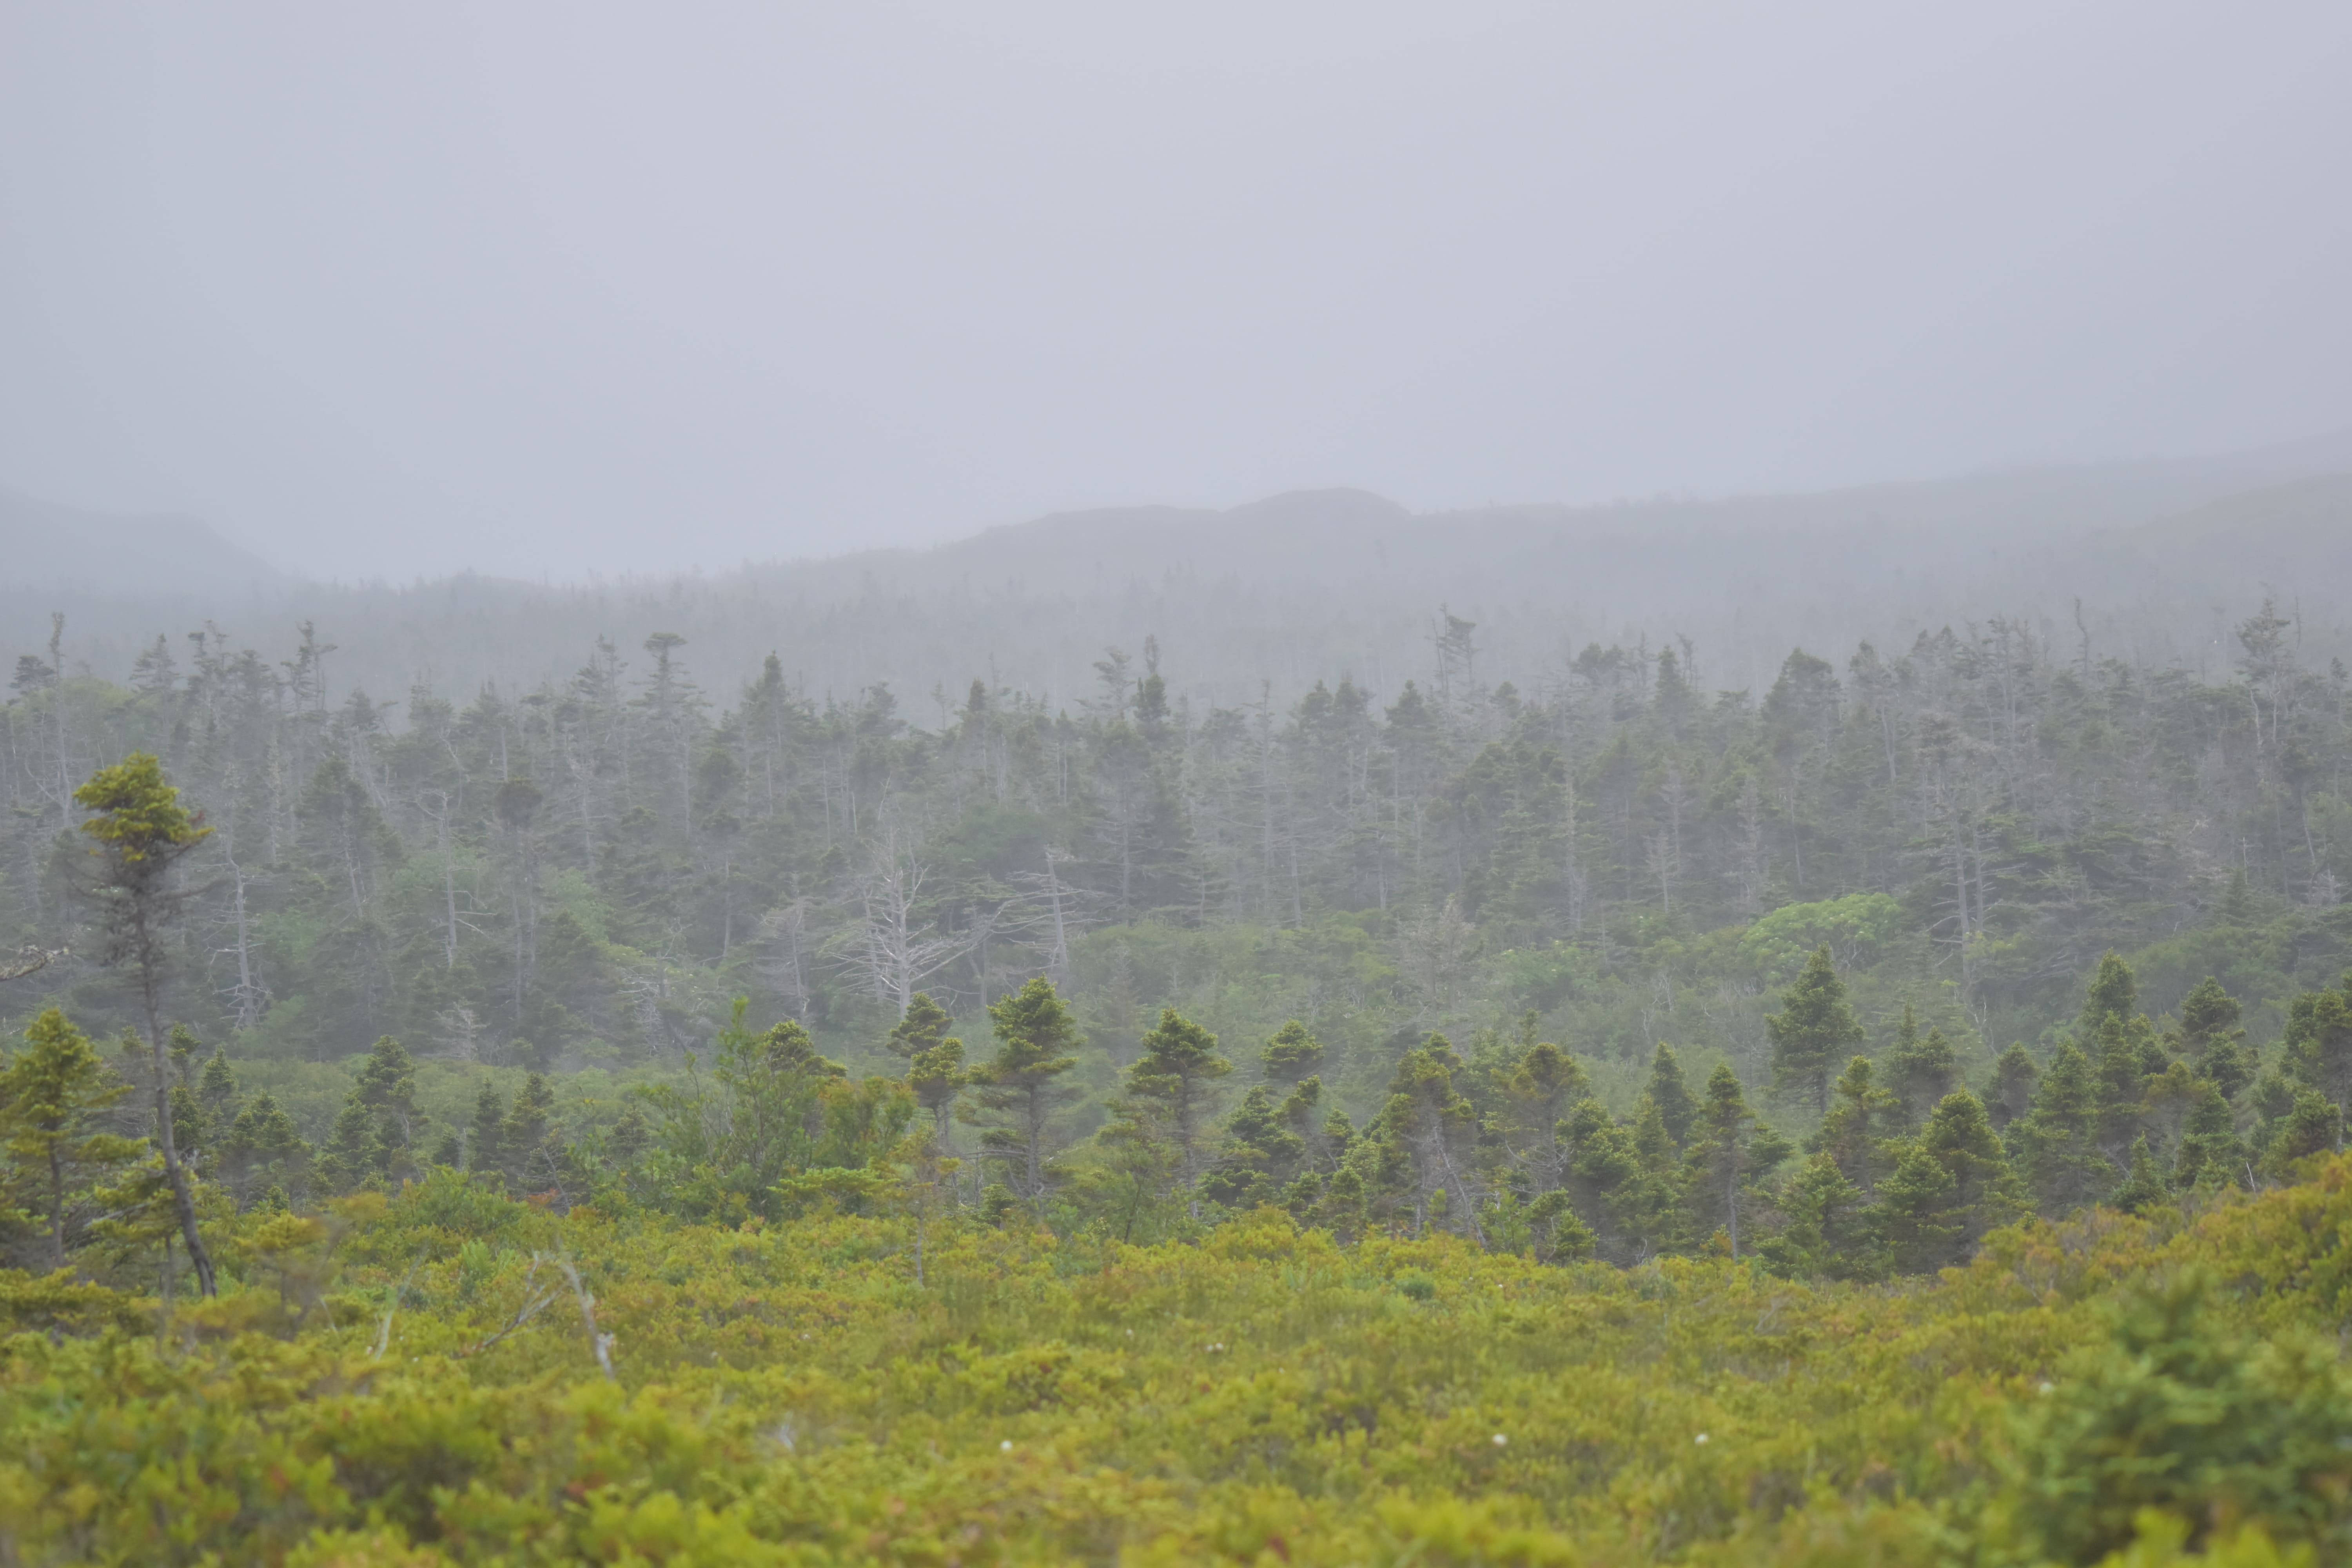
11,1164,2352,1564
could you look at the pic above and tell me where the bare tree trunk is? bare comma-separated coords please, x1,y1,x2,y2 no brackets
227,853,262,1028
137,907,217,1296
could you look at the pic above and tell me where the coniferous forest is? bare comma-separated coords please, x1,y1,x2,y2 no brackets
6,596,2352,1565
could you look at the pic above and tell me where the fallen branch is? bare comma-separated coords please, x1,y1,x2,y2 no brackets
462,1258,559,1357
0,945,67,982
553,1254,617,1381
371,1253,426,1360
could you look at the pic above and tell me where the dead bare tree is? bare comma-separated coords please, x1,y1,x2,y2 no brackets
834,833,975,1016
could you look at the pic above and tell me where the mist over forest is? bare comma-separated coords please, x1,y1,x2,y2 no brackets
11,425,2352,712
8,423,2352,1100
15,6,2352,1562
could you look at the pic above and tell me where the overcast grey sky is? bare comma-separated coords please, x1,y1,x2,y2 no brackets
4,4,2349,581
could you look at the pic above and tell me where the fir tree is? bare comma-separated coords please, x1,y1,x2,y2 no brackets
1883,1005,1958,1130
2078,952,2139,1039
468,1082,510,1181
219,1092,309,1205
2011,1042,2111,1215
2168,1079,2243,1192
1763,1151,1878,1281
2177,976,2244,1056
1681,1064,1789,1259
1199,1085,1299,1210
1811,1055,1900,1198
2109,1135,2169,1214
1261,1020,1325,1085
1118,1008,1232,1200
503,1073,558,1191
1987,1043,2040,1132
908,1038,967,1147
2264,1089,2340,1175
886,993,954,1061
0,1010,144,1269
1766,949,1866,1116
1360,1036,1481,1240
1643,1043,1698,1147
2281,975,2352,1116
196,1048,240,1132
1874,1143,1960,1276
1561,1096,1648,1263
966,977,1082,1205
71,753,218,1294
1498,1042,1592,1198
2091,1013,2154,1167
1918,1090,2025,1253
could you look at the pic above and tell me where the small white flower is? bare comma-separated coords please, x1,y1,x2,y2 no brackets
2038,1381,2055,1396
1000,1439,1013,1452
1694,1432,1710,1445
1492,1433,1508,1447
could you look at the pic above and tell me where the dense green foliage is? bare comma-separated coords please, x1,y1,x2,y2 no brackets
4,604,2349,1087
5,603,2352,1560
13,1141,2352,1563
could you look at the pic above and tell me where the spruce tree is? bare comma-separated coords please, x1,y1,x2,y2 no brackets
1766,949,1866,1116
469,1082,510,1181
1681,1064,1789,1259
2109,1135,2169,1214
1499,1042,1592,1197
1875,1143,1960,1275
1918,1090,2026,1252
1883,1005,1958,1130
1765,1151,1877,1280
0,1009,143,1269
219,1092,309,1205
70,753,218,1294
503,1073,557,1191
1987,1043,2040,1132
1261,1020,1325,1084
1358,1036,1481,1239
2177,976,2244,1056
2281,975,2352,1116
1120,1008,1232,1198
886,993,953,1061
1643,1043,1698,1147
966,977,1082,1205
2011,1042,2110,1215
2078,952,2138,1039
1561,1096,1646,1263
1812,1055,1900,1198
908,1037,967,1147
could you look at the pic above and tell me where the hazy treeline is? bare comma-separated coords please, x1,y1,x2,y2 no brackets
6,586,2352,1296
3,588,2347,1082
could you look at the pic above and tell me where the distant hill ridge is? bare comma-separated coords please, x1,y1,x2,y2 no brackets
5,429,2352,705
0,488,283,598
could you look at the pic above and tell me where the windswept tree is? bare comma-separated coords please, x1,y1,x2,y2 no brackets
71,754,219,1295
966,977,1082,1207
1117,1008,1232,1205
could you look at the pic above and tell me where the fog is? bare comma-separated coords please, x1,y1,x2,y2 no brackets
5,4,2352,583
